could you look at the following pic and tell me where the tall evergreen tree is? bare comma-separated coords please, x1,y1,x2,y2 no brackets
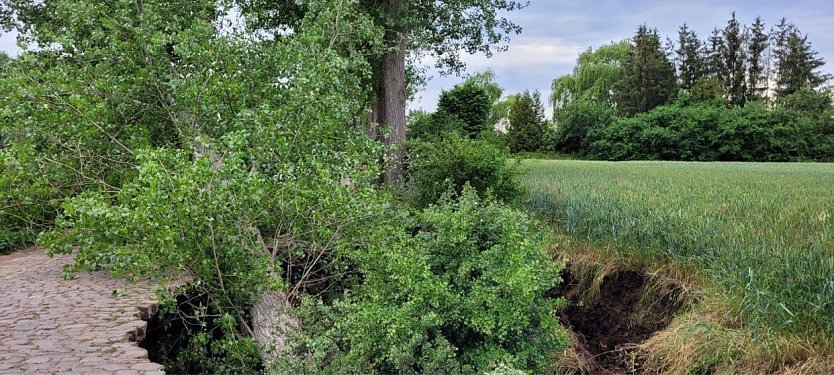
746,17,769,101
676,23,705,90
775,29,830,96
706,28,727,81
615,25,677,116
722,12,747,106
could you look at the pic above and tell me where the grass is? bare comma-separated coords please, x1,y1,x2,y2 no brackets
522,160,834,372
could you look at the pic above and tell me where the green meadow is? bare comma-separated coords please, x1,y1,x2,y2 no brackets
523,160,834,356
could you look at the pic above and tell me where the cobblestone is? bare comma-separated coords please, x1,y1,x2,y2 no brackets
0,248,170,374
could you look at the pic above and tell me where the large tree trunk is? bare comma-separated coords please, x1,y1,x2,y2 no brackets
250,290,297,361
379,0,407,184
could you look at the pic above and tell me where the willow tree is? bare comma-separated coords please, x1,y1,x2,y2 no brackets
239,0,528,182
550,41,630,119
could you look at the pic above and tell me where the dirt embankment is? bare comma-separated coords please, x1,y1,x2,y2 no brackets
557,268,686,374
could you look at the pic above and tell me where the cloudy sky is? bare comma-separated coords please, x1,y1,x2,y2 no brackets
1,1,832,114
411,0,834,113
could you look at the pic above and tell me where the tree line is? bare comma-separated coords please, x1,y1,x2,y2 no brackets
537,13,834,161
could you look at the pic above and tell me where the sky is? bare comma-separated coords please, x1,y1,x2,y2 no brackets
410,0,834,113
1,1,832,114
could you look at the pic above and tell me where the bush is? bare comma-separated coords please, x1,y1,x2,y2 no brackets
777,89,832,115
581,103,832,162
437,82,492,138
406,132,523,207
408,110,466,141
553,102,615,154
0,145,58,253
272,188,568,374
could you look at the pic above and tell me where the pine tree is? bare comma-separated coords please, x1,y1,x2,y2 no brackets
746,16,769,101
615,25,677,116
676,23,705,90
723,12,747,106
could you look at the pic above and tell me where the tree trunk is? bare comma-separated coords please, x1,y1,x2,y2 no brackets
250,290,297,361
379,0,407,184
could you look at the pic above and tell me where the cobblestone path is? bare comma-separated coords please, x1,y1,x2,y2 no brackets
0,248,167,374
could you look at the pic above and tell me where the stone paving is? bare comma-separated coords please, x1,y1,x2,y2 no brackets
0,248,168,374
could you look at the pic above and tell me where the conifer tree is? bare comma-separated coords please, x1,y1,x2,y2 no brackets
723,12,747,106
775,29,830,96
747,16,769,101
614,25,677,116
706,28,727,81
506,91,547,152
676,23,705,90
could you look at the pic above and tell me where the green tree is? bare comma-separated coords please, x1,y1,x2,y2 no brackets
722,12,747,106
675,23,706,90
747,17,769,101
614,25,677,116
238,0,528,182
507,90,547,152
773,25,830,97
706,28,726,81
464,70,506,128
551,41,630,117
436,81,492,138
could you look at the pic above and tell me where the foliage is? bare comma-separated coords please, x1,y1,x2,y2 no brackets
776,88,833,114
551,41,630,116
721,12,747,107
272,188,568,374
240,0,528,75
407,110,465,141
552,102,615,154
746,17,769,101
506,91,547,153
0,0,213,251
773,19,831,97
614,25,677,116
688,76,726,105
581,102,834,162
675,24,705,91
2,0,387,373
524,160,834,366
437,82,492,138
464,70,506,127
406,132,522,208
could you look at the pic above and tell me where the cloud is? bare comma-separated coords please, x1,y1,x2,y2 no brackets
463,37,583,72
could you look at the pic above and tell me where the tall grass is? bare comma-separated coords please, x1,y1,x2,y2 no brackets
523,160,834,348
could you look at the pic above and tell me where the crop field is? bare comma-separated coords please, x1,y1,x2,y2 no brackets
523,160,834,370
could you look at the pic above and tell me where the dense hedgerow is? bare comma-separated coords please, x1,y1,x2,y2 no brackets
271,188,568,374
551,100,834,162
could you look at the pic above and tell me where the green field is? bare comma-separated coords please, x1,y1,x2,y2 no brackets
523,160,834,364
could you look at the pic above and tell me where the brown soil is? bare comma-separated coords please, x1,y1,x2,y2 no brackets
558,268,684,374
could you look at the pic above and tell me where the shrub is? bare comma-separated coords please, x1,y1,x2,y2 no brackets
777,88,832,115
553,102,615,154
581,103,830,162
406,132,523,207
437,82,492,138
0,145,58,253
272,188,568,374
408,110,466,141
